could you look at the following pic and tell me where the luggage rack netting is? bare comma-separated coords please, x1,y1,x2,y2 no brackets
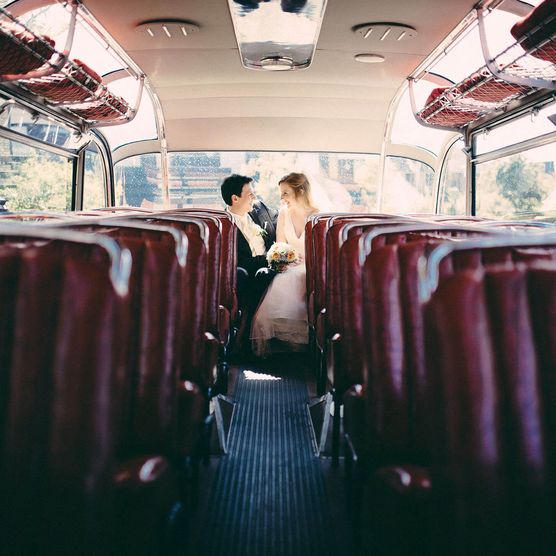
0,2,144,127
409,3,556,132
0,3,77,81
20,58,103,105
478,6,556,88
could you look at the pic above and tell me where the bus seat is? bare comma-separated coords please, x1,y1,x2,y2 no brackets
168,209,239,346
0,233,179,555
165,212,223,343
363,238,556,554
130,215,219,392
328,219,409,395
425,261,556,554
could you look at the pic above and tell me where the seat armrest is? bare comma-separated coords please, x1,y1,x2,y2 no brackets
374,464,432,497
204,331,220,386
327,332,342,389
218,304,231,347
176,380,206,458
112,455,178,553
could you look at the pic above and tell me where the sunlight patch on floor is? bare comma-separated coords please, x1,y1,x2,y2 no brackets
243,370,282,381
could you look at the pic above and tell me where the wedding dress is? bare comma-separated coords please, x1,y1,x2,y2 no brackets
251,206,308,357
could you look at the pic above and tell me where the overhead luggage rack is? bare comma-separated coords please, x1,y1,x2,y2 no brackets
0,1,144,129
478,3,556,90
0,3,77,82
411,68,533,131
410,0,556,132
68,89,132,123
20,59,102,104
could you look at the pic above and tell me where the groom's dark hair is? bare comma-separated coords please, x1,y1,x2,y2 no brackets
221,174,253,206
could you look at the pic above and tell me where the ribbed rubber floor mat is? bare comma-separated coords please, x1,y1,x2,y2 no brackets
202,369,335,556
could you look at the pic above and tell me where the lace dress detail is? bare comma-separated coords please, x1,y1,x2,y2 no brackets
251,207,308,357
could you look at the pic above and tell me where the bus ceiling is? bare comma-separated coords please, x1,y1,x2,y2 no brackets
1,0,555,157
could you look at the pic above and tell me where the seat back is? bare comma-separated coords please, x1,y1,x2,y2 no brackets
359,225,491,464
54,221,188,457
328,219,408,391
425,241,556,554
168,209,238,342
0,229,131,554
128,215,213,388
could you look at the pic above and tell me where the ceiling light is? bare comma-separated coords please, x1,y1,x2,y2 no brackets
260,56,294,71
136,20,199,39
353,22,417,43
228,0,328,71
354,53,385,64
380,28,391,41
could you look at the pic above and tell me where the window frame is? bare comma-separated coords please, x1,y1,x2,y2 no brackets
436,135,468,215
470,97,556,217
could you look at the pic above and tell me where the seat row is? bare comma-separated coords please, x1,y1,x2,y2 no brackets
304,212,556,554
0,208,240,555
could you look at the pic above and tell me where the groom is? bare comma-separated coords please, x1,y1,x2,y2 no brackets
221,174,277,351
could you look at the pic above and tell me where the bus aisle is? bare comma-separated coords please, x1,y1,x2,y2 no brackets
195,355,337,556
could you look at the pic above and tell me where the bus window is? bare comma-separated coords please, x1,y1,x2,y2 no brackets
391,90,452,157
0,103,82,151
0,137,73,212
114,153,162,208
381,156,435,214
438,138,467,215
99,79,158,150
170,151,379,211
476,144,556,219
475,100,556,219
117,151,380,211
82,143,107,210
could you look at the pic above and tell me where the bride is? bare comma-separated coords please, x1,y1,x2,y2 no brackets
251,172,318,357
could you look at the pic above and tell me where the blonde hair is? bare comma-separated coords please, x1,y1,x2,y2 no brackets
279,172,317,211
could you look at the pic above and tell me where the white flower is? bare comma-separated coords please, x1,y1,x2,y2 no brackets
253,224,267,238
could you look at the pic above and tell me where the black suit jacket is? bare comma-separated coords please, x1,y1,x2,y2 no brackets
249,200,278,249
235,205,276,314
235,200,278,276
232,201,278,317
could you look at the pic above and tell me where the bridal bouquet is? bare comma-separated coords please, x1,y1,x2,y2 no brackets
266,242,299,273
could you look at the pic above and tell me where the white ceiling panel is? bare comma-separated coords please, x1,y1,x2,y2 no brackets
82,0,478,152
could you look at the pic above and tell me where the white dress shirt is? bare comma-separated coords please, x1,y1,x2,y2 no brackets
226,208,266,256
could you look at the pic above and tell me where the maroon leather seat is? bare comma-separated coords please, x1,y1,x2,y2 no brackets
166,209,238,350
0,229,178,555
357,226,488,454
355,236,556,554
309,214,400,391
308,215,334,335
338,225,493,552
126,214,218,392
305,212,341,333
57,220,204,460
425,240,556,555
326,218,411,390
